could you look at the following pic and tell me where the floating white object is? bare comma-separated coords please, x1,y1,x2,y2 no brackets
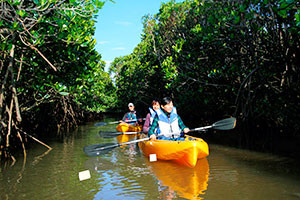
149,154,157,162
79,170,91,181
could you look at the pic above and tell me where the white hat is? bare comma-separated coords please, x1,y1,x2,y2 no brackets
128,103,134,107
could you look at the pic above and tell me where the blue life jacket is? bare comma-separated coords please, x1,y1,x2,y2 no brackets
156,107,180,137
125,111,137,124
149,108,160,135
149,108,156,125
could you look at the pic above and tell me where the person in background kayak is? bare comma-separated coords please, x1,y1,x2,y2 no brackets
120,103,141,126
143,98,160,134
148,97,190,141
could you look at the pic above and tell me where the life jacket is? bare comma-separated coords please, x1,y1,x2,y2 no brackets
149,108,156,125
125,111,137,124
149,108,160,135
156,107,180,137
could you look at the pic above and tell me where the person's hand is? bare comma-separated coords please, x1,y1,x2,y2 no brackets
150,134,156,140
183,128,190,133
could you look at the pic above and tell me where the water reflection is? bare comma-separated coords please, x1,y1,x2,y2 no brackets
146,158,210,199
116,133,139,144
84,151,156,200
107,130,211,199
2,120,300,200
84,143,210,200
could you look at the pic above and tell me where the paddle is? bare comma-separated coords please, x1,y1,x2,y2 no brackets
99,117,236,138
84,117,236,156
83,137,150,157
94,118,146,127
190,117,236,132
99,130,143,138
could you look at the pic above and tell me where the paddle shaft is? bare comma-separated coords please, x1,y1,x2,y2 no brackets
193,117,236,131
99,130,143,138
190,125,212,132
117,131,143,135
108,118,143,125
156,117,236,136
95,118,146,127
117,137,149,146
94,137,149,151
100,117,235,138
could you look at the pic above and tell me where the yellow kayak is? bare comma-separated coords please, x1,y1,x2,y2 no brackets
146,157,209,199
138,135,209,168
116,123,142,132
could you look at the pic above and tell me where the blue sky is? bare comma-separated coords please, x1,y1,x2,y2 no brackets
94,0,171,68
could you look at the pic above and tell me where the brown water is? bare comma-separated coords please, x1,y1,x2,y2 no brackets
1,118,300,200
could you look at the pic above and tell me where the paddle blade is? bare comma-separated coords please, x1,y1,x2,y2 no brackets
83,143,118,157
212,117,236,130
84,137,150,157
94,122,108,127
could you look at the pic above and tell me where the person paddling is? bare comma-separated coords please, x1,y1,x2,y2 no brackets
120,103,141,126
148,97,190,141
143,98,160,134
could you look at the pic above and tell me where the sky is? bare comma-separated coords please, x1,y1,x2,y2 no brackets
94,0,171,69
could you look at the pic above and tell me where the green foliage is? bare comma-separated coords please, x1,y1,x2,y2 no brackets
111,0,300,132
0,0,116,156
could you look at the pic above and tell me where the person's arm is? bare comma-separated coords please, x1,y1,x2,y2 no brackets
120,112,129,123
122,112,128,121
135,111,143,125
178,115,190,133
143,113,151,134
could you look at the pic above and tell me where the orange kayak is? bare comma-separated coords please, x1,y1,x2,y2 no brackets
116,123,142,132
138,135,209,168
146,157,209,199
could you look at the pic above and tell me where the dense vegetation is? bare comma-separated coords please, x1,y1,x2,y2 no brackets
110,0,299,155
0,0,116,161
1,0,299,162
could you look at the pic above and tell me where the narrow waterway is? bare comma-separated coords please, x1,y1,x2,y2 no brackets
1,117,300,200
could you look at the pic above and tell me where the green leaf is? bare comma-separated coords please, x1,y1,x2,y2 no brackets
41,0,46,5
278,10,287,18
59,92,69,96
12,21,18,28
234,16,240,24
295,12,300,22
287,0,294,3
12,0,21,5
95,0,105,8
16,10,26,17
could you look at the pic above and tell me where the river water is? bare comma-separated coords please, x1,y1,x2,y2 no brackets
1,118,300,200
